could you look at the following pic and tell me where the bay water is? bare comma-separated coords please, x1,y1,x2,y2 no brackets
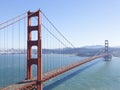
0,54,120,90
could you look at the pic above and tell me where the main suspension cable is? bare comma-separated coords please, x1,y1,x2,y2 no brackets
41,11,75,48
42,24,68,48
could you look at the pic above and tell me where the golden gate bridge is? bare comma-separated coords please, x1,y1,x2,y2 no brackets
0,10,111,90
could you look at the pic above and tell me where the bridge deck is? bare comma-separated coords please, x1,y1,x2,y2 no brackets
0,79,36,90
1,54,107,90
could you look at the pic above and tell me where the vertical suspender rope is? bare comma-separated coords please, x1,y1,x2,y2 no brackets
0,12,28,89
18,18,20,82
3,26,6,87
0,25,1,87
24,18,26,79
12,23,15,86
46,27,48,73
49,24,53,71
6,27,8,86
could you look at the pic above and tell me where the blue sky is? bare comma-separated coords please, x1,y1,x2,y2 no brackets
1,0,120,47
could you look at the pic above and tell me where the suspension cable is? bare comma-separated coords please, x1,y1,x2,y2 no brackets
41,11,75,48
42,24,68,48
94,48,105,56
0,12,26,26
0,11,39,30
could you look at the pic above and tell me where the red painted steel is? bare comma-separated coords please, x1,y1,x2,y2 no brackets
27,10,42,90
37,10,43,90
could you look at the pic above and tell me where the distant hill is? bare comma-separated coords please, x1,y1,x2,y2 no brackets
42,46,120,57
110,47,120,57
1,45,120,57
42,48,102,56
82,45,104,49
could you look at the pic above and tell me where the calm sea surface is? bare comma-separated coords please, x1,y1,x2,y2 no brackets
0,54,120,90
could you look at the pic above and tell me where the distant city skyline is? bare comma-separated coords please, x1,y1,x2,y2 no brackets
0,0,120,47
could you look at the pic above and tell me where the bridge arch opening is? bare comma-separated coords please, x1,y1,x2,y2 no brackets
31,31,38,41
31,46,38,58
31,17,38,26
32,65,37,77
